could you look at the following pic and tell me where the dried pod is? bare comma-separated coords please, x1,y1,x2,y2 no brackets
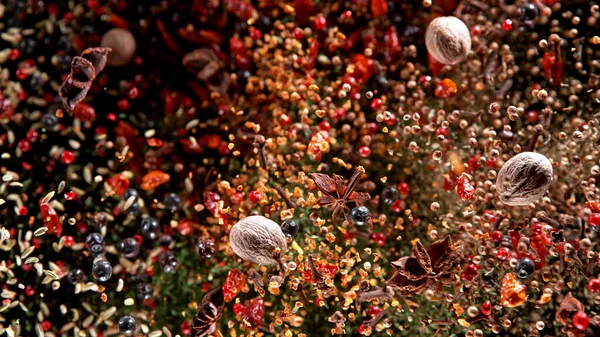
425,16,471,65
495,152,553,206
191,287,224,337
229,216,287,265
59,48,111,113
101,28,137,67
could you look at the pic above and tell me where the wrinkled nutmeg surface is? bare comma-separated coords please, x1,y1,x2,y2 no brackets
425,16,471,65
495,152,553,206
229,215,287,265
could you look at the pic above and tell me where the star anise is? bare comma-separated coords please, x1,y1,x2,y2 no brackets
308,169,370,219
387,236,463,296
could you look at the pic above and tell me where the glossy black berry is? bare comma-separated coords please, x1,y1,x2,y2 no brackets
91,212,109,228
373,74,388,92
123,189,141,215
86,232,104,247
118,238,140,258
350,206,370,225
118,315,138,335
197,239,216,259
158,251,178,273
123,188,139,200
281,219,300,238
124,200,141,215
482,270,498,288
381,186,399,205
92,260,112,282
515,257,536,279
41,113,59,128
137,282,154,300
89,244,105,258
521,3,538,21
159,234,173,247
163,193,181,212
67,268,85,284
141,217,160,240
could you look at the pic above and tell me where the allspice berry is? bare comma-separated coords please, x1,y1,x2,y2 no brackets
425,16,471,65
495,152,553,206
229,216,287,265
100,28,137,67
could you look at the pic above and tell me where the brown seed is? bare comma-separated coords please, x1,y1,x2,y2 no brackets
425,16,471,65
100,28,137,67
229,215,287,265
495,152,553,206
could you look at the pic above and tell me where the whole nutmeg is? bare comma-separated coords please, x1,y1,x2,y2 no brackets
100,28,137,67
425,16,471,65
229,216,287,265
495,152,553,206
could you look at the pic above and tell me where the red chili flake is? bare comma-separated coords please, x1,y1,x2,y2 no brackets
383,26,401,66
140,170,170,190
241,298,264,330
233,303,245,315
542,51,563,86
147,138,163,147
428,53,445,77
294,0,313,25
224,269,246,302
586,201,600,213
305,38,319,71
40,202,62,237
370,0,388,18
456,175,474,201
223,0,257,21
